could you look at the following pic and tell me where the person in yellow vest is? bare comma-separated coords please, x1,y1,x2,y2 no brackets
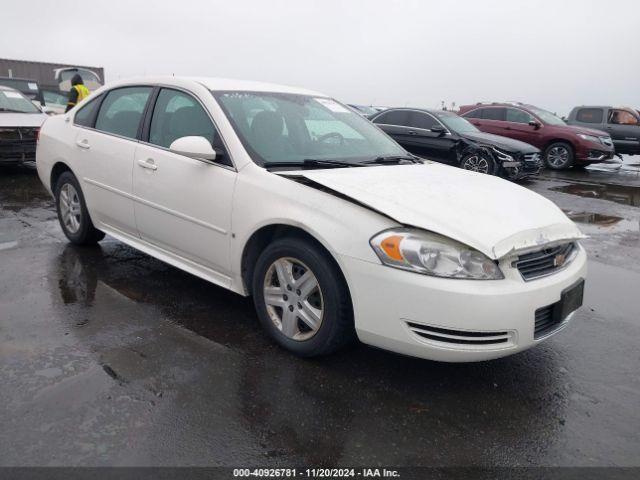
65,74,90,112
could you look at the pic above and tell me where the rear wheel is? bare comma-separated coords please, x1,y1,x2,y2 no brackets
544,142,574,169
252,237,354,357
54,171,105,245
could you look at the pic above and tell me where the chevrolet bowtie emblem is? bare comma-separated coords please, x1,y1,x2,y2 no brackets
554,254,566,267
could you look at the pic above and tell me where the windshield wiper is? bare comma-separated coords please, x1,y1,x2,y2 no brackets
263,159,364,169
362,155,423,165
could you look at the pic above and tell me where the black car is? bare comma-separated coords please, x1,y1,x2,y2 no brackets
370,108,542,179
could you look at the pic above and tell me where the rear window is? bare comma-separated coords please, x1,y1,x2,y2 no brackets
576,108,603,123
462,109,482,119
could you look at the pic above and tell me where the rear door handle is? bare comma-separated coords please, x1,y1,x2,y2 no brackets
75,139,90,149
407,130,418,135
137,158,157,170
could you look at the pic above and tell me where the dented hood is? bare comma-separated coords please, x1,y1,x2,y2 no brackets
281,163,584,259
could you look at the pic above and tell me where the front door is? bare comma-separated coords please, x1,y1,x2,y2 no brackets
132,88,236,284
504,107,540,147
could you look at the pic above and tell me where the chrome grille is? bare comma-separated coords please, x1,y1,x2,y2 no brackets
406,322,512,347
513,243,576,281
523,152,541,163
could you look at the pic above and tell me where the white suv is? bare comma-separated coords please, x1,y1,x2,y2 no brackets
36,77,587,362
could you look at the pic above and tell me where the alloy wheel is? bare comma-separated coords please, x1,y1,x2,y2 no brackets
462,155,489,173
59,183,82,234
263,257,324,341
547,146,570,168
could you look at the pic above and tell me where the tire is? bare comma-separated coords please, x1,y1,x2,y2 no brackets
544,142,574,169
460,151,497,175
54,171,105,245
252,236,354,357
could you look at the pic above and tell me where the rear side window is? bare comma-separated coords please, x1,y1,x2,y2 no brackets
462,109,482,119
576,108,603,123
149,88,219,149
506,108,533,124
373,110,411,127
409,112,438,130
74,95,101,127
95,87,152,139
481,108,506,121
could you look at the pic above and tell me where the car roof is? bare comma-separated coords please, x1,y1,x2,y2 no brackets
377,107,458,116
101,76,326,97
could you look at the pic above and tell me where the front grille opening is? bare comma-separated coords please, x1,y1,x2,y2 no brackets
406,322,511,346
514,242,576,281
534,304,560,339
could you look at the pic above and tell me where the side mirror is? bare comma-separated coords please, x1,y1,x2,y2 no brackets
430,125,446,135
528,120,541,129
169,136,217,161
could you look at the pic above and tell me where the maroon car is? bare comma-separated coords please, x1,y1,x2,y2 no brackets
458,102,615,169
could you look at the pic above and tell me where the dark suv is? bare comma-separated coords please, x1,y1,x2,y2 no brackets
370,108,542,179
458,102,615,169
566,106,639,156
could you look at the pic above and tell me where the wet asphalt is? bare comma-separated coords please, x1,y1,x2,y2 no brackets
0,159,639,467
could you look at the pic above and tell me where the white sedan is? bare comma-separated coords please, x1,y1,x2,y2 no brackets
36,77,587,362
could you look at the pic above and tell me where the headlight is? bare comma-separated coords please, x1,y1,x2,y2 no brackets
490,147,514,162
577,133,601,144
370,229,504,280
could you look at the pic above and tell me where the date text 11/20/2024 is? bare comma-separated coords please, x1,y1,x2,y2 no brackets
233,468,400,478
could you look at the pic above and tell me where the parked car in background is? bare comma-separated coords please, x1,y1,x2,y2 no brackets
41,89,68,115
567,106,640,156
0,86,48,168
0,77,45,108
36,76,587,362
370,107,542,179
348,104,379,117
459,102,615,169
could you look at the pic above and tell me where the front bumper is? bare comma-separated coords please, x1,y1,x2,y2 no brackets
0,139,37,165
340,244,587,362
575,143,615,163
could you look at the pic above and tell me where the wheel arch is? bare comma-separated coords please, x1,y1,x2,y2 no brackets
50,161,76,191
543,138,575,153
240,223,353,306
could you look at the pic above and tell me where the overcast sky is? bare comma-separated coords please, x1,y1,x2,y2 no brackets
2,0,638,115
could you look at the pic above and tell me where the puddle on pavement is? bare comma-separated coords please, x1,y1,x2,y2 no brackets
563,210,639,234
551,182,640,207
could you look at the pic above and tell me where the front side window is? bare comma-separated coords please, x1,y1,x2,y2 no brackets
95,87,152,139
215,92,405,165
373,110,412,127
576,108,604,124
506,108,534,124
74,95,102,127
608,109,639,125
528,107,566,126
0,89,40,113
409,112,437,130
436,113,479,133
481,108,506,121
149,89,220,150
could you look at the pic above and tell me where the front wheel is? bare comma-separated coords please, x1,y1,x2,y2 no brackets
252,237,354,357
460,152,497,175
54,171,105,245
544,142,574,169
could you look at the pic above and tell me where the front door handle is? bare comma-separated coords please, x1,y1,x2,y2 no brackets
75,139,90,149
407,130,418,135
137,158,158,171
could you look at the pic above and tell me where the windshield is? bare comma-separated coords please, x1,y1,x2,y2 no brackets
529,107,566,126
214,91,406,166
0,79,39,99
436,113,479,133
0,89,40,113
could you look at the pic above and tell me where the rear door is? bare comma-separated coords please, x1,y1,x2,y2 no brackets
132,87,236,283
371,109,413,146
605,109,640,154
464,107,507,136
73,86,152,236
